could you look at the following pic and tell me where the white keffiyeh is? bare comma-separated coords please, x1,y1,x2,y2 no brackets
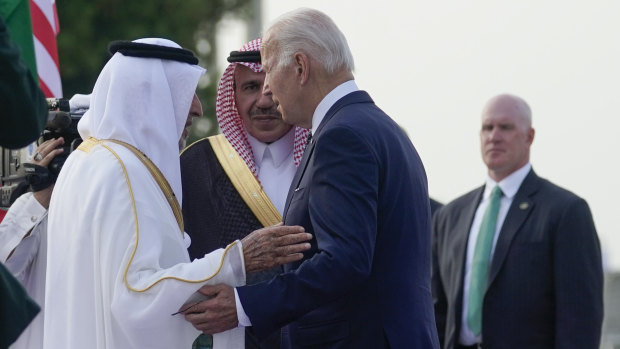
78,37,204,203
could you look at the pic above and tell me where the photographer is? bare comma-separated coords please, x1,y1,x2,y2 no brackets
0,15,51,347
0,137,63,349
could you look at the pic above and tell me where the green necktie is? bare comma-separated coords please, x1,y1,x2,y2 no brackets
467,185,503,336
192,334,212,349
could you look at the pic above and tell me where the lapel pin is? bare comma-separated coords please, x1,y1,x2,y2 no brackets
519,202,529,210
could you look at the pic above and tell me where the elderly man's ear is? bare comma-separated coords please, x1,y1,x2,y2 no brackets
293,52,310,85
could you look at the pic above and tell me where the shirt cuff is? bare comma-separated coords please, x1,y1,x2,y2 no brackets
15,192,47,227
234,287,252,327
0,193,46,261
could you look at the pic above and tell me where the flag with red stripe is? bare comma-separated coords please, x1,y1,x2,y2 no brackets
30,0,62,97
0,0,61,98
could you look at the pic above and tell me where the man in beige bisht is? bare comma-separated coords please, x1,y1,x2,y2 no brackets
43,38,311,349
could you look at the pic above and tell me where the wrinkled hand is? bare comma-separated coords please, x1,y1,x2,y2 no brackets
183,284,237,334
31,137,64,209
241,223,311,274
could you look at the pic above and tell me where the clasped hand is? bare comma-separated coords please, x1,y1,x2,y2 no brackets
181,223,311,334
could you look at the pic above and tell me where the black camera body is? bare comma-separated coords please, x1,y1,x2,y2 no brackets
41,98,84,178
0,98,84,208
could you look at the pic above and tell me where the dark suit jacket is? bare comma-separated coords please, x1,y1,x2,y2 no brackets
430,198,443,217
237,91,440,348
432,169,603,349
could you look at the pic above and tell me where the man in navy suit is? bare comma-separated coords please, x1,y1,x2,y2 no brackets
432,94,603,349
183,7,440,349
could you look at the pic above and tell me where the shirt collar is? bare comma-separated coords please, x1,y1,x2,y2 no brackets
247,127,295,168
484,162,532,199
311,80,359,135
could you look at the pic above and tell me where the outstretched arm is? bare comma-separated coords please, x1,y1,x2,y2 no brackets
182,224,311,333
185,126,380,336
241,223,311,274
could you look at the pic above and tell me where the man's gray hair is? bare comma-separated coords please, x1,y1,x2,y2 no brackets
264,8,354,74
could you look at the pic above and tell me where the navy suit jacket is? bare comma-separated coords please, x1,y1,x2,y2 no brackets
432,169,604,349
237,91,440,348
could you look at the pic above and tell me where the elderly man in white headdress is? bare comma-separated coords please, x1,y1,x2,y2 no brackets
0,89,192,349
43,38,311,349
180,38,309,349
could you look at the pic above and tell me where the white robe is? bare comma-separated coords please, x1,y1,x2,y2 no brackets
0,192,48,349
44,142,245,348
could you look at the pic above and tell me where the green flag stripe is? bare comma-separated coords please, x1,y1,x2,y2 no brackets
0,0,37,82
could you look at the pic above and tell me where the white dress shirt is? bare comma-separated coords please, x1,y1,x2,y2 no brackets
459,163,531,345
311,80,359,135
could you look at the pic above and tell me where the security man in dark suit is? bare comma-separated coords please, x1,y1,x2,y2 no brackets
432,94,603,349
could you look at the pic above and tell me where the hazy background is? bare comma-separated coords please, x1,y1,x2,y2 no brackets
216,0,620,271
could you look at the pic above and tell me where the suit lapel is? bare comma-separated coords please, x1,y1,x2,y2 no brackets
313,91,372,135
487,170,539,287
282,139,315,219
282,91,374,220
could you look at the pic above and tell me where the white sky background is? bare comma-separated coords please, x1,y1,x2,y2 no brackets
219,0,620,270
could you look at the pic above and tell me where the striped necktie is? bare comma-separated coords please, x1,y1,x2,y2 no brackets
467,185,503,335
305,131,312,149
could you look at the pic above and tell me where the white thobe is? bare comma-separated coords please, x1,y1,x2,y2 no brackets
44,142,246,349
247,128,296,215
0,192,48,349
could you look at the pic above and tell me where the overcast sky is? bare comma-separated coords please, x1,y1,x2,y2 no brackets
218,0,620,270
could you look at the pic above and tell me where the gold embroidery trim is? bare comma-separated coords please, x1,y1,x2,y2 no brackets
208,134,282,227
79,137,183,233
78,137,239,292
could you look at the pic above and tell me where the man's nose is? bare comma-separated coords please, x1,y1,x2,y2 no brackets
256,89,274,108
191,94,203,118
262,77,272,97
489,127,502,141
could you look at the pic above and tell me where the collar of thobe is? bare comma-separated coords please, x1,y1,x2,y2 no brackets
484,162,532,199
311,80,359,135
247,127,295,168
